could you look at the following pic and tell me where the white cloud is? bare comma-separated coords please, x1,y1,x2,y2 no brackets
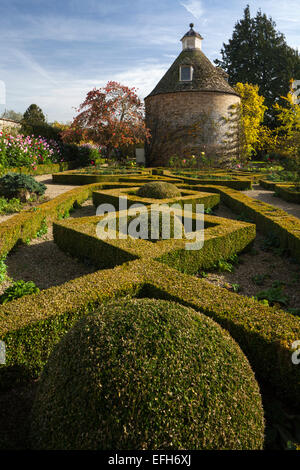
12,49,58,87
3,61,171,123
179,0,204,20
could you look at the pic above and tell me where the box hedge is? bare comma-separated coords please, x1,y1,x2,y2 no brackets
0,262,143,389
30,298,264,450
0,182,143,258
52,171,183,186
0,161,80,177
191,184,300,263
275,185,300,204
92,186,220,212
0,259,300,411
53,210,255,274
1,175,300,412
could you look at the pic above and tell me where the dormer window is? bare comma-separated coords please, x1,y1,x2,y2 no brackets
180,65,193,81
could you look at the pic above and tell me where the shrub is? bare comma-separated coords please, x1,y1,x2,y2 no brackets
77,144,101,166
0,280,40,305
30,298,265,450
0,131,61,168
21,122,62,143
0,197,23,215
136,181,181,199
256,285,289,307
59,143,102,165
0,173,46,201
192,184,300,263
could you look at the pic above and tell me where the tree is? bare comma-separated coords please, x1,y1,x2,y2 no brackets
62,81,150,159
22,104,46,125
273,81,300,180
233,82,268,157
21,104,59,140
1,109,23,122
215,5,300,126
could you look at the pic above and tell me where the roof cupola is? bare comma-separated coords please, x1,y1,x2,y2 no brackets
181,23,203,51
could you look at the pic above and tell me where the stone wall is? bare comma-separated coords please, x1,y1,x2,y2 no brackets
145,91,240,166
0,119,21,131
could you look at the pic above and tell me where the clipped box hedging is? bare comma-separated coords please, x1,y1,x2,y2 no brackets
275,185,300,204
165,172,252,190
0,262,143,389
53,208,255,274
191,184,300,263
31,298,264,450
259,179,277,191
259,180,300,203
1,174,300,413
137,259,300,410
0,161,80,177
0,181,143,258
1,258,300,411
52,170,183,186
92,186,220,212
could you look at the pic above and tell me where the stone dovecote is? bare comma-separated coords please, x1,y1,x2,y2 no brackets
144,24,240,166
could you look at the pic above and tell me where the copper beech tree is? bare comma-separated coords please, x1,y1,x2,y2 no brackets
62,81,150,158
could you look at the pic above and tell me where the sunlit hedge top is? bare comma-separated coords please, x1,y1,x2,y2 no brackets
30,298,264,450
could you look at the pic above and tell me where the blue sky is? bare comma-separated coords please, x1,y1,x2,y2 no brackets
0,0,299,123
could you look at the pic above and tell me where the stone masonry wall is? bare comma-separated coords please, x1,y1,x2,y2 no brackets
0,119,21,131
145,91,240,166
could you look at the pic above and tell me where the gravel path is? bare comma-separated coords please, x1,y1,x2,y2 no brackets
199,204,300,311
0,200,97,294
34,174,79,197
244,184,300,219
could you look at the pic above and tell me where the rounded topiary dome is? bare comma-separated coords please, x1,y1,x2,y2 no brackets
30,299,264,450
136,181,181,199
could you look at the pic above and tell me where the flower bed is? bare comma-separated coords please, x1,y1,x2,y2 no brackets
0,131,61,169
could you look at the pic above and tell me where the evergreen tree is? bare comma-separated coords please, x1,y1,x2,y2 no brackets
215,5,300,126
21,104,48,137
22,104,46,125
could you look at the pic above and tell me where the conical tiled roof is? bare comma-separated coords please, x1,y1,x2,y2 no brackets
145,48,239,99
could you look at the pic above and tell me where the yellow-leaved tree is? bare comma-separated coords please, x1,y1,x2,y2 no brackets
273,80,300,180
233,82,268,159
